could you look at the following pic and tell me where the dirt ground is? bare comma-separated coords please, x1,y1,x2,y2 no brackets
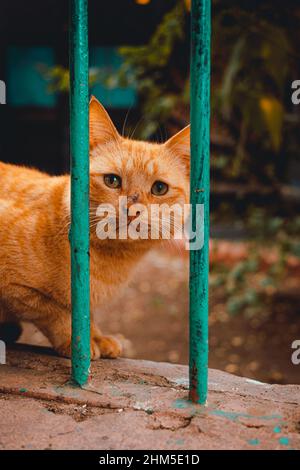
20,247,300,385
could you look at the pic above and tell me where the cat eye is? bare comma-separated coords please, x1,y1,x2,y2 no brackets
151,180,169,196
104,174,122,189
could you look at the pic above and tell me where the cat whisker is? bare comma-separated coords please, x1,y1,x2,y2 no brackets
129,116,146,140
121,106,132,138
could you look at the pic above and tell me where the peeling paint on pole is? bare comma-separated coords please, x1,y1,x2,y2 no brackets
189,0,211,404
69,0,90,385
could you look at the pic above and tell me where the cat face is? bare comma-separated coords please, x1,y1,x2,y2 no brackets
89,96,190,242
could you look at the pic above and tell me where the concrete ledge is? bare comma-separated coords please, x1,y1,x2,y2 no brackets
0,345,299,449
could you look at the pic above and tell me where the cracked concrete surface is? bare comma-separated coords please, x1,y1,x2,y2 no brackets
0,344,299,449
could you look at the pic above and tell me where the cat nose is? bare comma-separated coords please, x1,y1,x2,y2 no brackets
128,193,139,203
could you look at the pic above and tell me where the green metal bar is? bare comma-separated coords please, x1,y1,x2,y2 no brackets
189,0,211,404
69,0,90,386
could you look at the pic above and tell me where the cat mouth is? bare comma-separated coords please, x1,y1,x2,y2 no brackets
91,212,183,242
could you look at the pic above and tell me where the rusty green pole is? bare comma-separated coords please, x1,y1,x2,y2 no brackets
189,0,211,404
69,0,90,385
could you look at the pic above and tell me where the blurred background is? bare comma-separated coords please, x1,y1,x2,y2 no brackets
0,0,299,384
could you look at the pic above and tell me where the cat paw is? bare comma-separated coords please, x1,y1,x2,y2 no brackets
55,336,122,360
55,340,71,358
91,335,122,360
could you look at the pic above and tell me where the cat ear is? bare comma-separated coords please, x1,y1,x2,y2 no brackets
89,96,119,148
165,125,190,166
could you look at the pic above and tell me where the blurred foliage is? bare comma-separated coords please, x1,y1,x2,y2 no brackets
44,2,189,139
115,2,188,138
210,211,300,317
39,64,101,93
114,0,300,184
211,0,300,184
45,0,300,185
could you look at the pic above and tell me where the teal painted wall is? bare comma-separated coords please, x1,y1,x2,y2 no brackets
6,46,57,107
6,46,136,109
90,47,137,108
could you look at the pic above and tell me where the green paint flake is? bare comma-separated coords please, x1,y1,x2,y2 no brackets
176,439,185,446
166,438,185,447
248,439,260,446
273,426,281,434
19,388,27,393
279,437,289,446
210,409,244,421
172,398,191,409
209,409,282,423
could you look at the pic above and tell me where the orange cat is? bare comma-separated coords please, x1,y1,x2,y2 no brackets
0,97,190,359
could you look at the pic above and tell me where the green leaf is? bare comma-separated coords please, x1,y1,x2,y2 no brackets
259,97,284,152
